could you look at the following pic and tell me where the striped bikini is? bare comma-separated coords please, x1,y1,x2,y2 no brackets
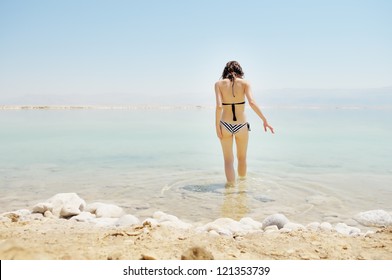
220,120,250,134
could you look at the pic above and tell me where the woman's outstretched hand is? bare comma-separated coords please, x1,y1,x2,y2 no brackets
264,122,274,134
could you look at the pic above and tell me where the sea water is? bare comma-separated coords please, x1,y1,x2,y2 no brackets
0,107,391,225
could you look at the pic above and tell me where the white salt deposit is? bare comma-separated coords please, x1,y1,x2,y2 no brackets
354,210,392,227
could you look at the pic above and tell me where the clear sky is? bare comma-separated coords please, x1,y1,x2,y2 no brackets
0,0,391,104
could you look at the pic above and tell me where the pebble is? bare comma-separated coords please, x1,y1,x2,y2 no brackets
319,222,333,231
284,222,305,231
115,215,140,227
262,214,289,229
70,212,96,223
86,202,125,218
306,222,320,231
334,223,361,236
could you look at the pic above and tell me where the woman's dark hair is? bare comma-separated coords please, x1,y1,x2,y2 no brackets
221,61,244,81
221,61,244,97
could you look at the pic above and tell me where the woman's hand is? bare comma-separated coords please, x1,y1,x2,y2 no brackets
263,122,274,134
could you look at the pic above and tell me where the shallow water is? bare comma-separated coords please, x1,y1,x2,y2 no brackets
0,107,391,225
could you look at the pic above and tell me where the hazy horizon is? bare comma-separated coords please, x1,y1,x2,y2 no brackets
1,1,391,106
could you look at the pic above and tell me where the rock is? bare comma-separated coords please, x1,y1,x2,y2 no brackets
70,212,96,223
152,211,191,229
319,222,333,231
262,214,289,229
239,217,263,230
306,222,320,231
196,218,245,235
181,247,214,260
43,193,86,218
142,218,159,227
264,225,279,232
44,210,54,218
90,218,118,227
284,222,305,231
115,215,140,227
334,223,361,236
86,202,125,218
32,203,53,214
354,210,392,227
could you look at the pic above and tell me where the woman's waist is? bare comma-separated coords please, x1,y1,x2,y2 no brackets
221,112,247,123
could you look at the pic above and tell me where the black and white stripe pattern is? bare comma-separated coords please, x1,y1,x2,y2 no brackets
220,121,249,134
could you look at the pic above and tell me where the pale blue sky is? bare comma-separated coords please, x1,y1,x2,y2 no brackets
0,0,391,104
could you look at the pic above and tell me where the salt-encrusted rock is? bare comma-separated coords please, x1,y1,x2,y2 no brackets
284,222,305,231
32,203,53,214
44,210,54,218
70,212,96,223
262,214,289,229
264,225,279,233
306,222,320,231
152,211,191,229
319,222,333,231
239,217,263,230
43,193,86,218
142,218,159,227
334,223,361,236
27,213,44,221
90,218,118,227
115,215,140,227
354,210,392,227
86,202,125,218
196,218,245,235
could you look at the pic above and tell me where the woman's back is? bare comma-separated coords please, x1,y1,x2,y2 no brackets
216,78,248,123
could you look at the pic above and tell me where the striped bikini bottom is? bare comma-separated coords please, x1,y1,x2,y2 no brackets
220,120,251,134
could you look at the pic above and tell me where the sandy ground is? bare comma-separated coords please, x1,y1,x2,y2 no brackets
0,218,391,260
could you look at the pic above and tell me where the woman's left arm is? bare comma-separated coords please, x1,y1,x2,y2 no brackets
214,82,223,139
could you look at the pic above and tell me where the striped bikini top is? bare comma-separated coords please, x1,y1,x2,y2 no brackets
222,101,245,121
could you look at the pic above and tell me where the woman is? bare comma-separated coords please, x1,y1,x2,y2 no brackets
215,61,274,185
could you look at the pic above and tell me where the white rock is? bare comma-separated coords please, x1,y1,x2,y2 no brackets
197,218,245,235
264,225,279,233
44,210,54,218
319,222,333,231
32,203,53,214
115,215,140,227
90,218,118,227
86,202,125,218
280,228,292,233
46,193,86,218
262,214,289,229
151,211,192,229
306,222,320,231
354,210,392,227
239,217,263,230
142,218,159,227
70,212,96,223
334,223,361,236
284,222,305,231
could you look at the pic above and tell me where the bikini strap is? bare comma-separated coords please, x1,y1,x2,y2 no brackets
221,101,245,121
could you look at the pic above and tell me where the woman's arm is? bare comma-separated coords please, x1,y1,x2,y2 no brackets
244,81,274,133
214,82,223,139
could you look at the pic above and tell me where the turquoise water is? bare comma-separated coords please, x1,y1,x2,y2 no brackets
1,107,391,225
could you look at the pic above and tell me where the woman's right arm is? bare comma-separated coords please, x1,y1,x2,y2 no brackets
214,82,223,139
244,81,274,134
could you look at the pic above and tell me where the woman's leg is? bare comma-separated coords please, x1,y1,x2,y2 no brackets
220,130,235,184
235,127,249,178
